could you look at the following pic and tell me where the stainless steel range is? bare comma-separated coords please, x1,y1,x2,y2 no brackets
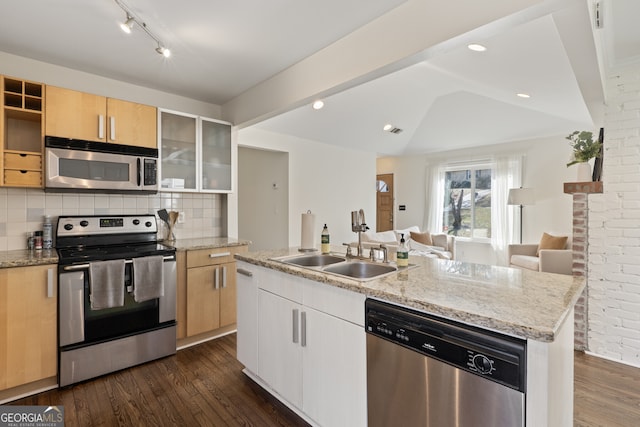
55,214,177,387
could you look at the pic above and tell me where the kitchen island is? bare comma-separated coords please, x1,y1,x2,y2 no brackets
235,247,585,427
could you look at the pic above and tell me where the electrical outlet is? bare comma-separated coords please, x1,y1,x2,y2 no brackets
178,212,185,224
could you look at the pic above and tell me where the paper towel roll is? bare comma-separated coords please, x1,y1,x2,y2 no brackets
300,210,316,251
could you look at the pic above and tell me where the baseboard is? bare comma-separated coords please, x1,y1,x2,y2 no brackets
0,377,57,405
584,350,640,369
177,324,236,350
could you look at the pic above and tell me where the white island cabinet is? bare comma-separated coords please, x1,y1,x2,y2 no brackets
237,262,367,427
236,248,586,427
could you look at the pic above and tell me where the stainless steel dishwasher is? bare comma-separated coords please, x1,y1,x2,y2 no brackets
366,299,526,427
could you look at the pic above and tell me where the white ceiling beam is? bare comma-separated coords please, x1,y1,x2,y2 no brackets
222,0,547,127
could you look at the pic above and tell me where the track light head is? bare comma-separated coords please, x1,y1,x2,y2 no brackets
156,45,171,58
120,15,134,34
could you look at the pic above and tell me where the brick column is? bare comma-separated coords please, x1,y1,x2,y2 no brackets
564,181,603,350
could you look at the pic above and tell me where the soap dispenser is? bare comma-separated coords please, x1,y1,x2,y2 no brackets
321,224,330,254
397,233,409,267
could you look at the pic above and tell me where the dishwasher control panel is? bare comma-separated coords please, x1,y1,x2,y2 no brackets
365,298,527,392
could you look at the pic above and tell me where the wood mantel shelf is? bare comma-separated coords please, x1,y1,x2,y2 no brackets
564,181,603,194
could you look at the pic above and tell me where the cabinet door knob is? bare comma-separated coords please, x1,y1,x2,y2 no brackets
221,266,227,288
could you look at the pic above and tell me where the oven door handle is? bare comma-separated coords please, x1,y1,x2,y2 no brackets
62,255,176,271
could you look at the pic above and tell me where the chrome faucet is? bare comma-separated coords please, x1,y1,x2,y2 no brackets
351,209,369,258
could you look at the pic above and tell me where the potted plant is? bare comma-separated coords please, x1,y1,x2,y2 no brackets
566,130,602,181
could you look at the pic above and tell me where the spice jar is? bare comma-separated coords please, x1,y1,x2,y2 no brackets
34,231,43,250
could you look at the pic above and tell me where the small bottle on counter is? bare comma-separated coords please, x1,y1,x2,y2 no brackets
396,233,409,267
42,215,53,249
34,231,43,250
27,232,35,250
321,224,330,254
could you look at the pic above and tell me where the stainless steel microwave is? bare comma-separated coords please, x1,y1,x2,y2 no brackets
45,136,158,193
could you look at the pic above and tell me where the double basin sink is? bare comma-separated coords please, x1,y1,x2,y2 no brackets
272,253,406,281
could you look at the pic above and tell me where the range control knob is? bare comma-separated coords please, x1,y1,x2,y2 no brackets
145,221,153,228
64,224,74,231
80,220,89,227
133,219,140,225
472,354,493,374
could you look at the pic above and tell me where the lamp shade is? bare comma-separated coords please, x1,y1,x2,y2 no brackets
507,188,535,206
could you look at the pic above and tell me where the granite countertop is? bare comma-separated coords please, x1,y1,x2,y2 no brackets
0,249,58,268
235,247,585,343
0,237,251,269
163,237,251,251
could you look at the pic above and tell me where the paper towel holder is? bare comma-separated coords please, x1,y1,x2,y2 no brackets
299,209,318,252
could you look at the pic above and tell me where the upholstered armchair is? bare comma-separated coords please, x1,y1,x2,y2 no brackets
508,233,572,275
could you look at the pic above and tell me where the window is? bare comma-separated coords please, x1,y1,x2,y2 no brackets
442,166,492,238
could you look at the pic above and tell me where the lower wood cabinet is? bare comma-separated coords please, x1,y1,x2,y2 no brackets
186,260,236,336
0,264,57,391
241,263,367,427
176,245,247,342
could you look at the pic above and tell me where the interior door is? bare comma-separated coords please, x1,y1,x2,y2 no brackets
376,173,394,232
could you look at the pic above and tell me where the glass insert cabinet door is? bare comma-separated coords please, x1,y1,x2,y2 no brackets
201,117,232,192
159,110,233,192
160,110,197,191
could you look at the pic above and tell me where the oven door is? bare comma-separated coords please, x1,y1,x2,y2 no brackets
59,257,176,347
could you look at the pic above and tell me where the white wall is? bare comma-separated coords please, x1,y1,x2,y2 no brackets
238,128,376,249
377,136,576,264
588,63,640,367
238,147,289,250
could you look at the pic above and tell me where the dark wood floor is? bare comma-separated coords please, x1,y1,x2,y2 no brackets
12,334,309,427
10,334,640,426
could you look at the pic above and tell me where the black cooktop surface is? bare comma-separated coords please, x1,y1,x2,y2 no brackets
57,242,175,264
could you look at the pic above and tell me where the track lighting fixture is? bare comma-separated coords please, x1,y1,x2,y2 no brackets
114,0,171,58
156,44,171,58
120,15,134,34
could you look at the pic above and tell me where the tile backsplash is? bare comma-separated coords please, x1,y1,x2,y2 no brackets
0,188,225,251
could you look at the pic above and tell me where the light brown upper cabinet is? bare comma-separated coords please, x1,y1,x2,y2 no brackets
1,75,44,188
45,86,157,149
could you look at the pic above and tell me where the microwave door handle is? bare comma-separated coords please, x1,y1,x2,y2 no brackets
137,158,142,186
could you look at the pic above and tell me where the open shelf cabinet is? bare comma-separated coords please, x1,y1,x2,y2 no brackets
1,76,44,188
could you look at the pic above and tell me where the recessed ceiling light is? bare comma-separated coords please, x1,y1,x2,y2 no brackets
312,100,324,110
467,43,487,52
516,93,531,98
383,124,393,131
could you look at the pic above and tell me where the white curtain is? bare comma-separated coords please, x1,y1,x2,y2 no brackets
424,163,445,233
424,156,522,265
492,155,522,265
